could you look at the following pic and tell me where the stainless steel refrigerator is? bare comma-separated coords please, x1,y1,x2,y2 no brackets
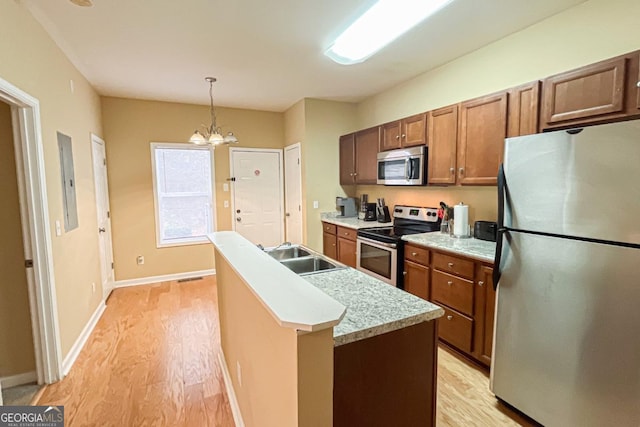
490,119,640,427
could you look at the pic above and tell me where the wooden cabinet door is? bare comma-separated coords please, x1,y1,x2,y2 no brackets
339,134,355,185
458,92,507,185
381,121,402,151
354,127,380,184
323,232,337,260
427,105,458,185
541,57,627,129
402,113,427,147
403,260,429,300
507,81,540,137
337,237,357,268
473,265,495,366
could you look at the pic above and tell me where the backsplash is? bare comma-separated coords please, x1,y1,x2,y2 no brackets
354,185,498,226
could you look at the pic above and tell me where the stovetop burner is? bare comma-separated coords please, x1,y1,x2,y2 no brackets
357,205,441,244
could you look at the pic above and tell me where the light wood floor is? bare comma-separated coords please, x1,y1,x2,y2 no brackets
39,276,534,426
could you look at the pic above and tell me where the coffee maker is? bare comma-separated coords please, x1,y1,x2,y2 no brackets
336,197,357,218
364,203,377,221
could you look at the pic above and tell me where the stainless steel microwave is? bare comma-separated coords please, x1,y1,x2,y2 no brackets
377,146,427,185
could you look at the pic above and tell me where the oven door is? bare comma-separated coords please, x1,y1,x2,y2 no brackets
356,237,397,286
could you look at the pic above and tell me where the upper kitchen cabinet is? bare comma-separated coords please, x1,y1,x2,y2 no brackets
339,127,380,185
507,81,540,137
458,92,507,185
427,105,458,185
540,52,640,130
381,113,427,151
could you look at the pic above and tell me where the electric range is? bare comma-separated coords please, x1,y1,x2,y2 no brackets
356,205,441,288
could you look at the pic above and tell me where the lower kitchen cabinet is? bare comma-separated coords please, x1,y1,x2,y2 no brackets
322,222,357,268
323,232,337,260
403,245,496,367
337,236,357,268
473,265,495,366
403,260,430,300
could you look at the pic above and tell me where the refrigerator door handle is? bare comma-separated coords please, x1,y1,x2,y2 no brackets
493,163,506,290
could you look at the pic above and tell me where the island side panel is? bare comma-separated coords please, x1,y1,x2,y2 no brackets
215,252,299,427
297,328,335,426
333,320,438,427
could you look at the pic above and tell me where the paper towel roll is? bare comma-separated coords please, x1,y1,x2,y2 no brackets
453,203,469,237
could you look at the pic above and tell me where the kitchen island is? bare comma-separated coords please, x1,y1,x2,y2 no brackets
209,231,443,427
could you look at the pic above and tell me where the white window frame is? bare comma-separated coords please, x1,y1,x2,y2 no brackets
150,142,217,248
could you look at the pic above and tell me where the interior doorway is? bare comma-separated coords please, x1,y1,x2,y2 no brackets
229,148,284,247
0,76,63,386
91,134,115,300
284,143,303,244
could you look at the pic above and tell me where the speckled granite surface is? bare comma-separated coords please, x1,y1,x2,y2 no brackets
402,232,496,263
304,268,444,346
320,212,393,229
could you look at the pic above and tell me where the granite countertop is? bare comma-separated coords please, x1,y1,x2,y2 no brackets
402,232,497,263
304,268,444,346
320,211,393,229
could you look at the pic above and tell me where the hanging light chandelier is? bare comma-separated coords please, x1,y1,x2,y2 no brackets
189,77,238,146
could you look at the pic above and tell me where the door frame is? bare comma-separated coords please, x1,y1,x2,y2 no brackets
0,76,63,383
90,133,115,300
283,142,304,244
228,147,285,243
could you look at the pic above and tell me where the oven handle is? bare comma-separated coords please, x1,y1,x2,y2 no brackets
357,236,397,249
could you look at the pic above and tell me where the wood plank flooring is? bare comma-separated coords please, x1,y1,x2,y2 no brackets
39,275,533,426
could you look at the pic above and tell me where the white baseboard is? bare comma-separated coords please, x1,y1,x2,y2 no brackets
114,269,216,289
218,350,244,427
0,371,37,388
61,301,106,376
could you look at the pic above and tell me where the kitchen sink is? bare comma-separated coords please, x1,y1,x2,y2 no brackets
266,246,312,261
279,256,342,275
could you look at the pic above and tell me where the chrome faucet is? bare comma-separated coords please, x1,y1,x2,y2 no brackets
256,244,265,250
272,241,292,251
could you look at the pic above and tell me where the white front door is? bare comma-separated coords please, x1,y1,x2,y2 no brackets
230,148,284,247
284,143,303,244
91,134,115,300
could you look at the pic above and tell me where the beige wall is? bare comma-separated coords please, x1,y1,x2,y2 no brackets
350,0,640,224
283,100,308,243
301,99,357,252
215,252,333,427
0,1,105,357
101,97,284,281
0,101,36,377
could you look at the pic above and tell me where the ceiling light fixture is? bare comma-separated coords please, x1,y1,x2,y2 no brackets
189,77,238,146
325,0,454,65
70,0,93,6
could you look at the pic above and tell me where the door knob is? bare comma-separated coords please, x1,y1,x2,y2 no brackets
236,209,241,214
98,227,106,233
236,217,242,222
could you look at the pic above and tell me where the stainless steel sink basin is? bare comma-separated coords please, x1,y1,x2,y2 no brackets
280,256,341,275
266,246,312,261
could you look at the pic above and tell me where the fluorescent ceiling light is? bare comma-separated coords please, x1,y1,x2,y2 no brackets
325,0,453,65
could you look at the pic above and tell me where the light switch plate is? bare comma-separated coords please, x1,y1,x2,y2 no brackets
313,201,319,209
55,220,62,236
223,183,229,192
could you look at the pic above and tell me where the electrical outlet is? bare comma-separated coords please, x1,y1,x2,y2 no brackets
313,200,319,209
136,255,144,265
223,200,229,208
236,361,242,387
91,282,96,293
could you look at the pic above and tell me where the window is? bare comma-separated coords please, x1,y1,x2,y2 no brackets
151,143,216,247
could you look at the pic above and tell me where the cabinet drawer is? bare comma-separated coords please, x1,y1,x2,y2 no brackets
432,252,474,280
432,270,474,316
438,307,473,353
337,226,357,241
404,244,429,266
323,222,337,234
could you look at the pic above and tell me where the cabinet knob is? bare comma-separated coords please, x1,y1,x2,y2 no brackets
401,134,406,138
411,252,418,256
344,232,349,235
478,281,484,287
637,81,640,88
403,271,407,276
448,262,454,267
450,167,455,175
447,281,453,286
349,173,354,176
395,135,400,140
446,315,453,321
332,243,335,246
459,168,464,176
353,172,357,176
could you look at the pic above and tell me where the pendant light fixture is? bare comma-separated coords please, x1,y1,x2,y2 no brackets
189,77,238,146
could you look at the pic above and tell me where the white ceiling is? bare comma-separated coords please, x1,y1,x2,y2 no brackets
23,0,586,112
